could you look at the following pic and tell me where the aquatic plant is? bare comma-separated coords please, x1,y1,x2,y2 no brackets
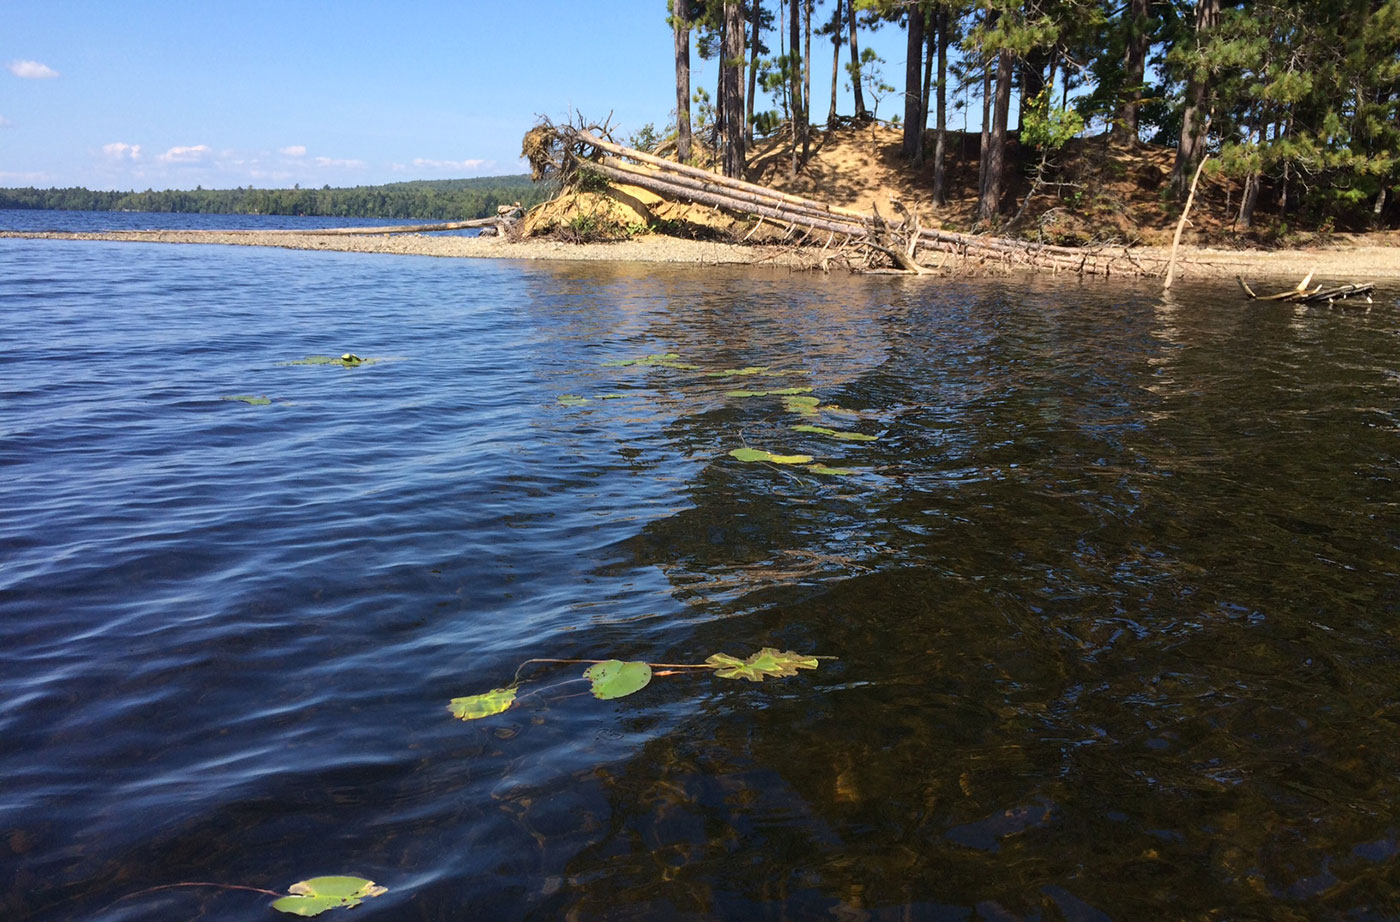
602,353,698,370
103,876,387,918
271,876,388,916
790,424,878,442
221,395,271,405
728,447,815,464
726,387,814,398
281,354,380,367
449,649,830,722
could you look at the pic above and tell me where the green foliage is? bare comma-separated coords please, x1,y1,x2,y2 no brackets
0,175,545,220
448,649,831,723
725,387,814,397
448,687,517,720
603,353,699,369
806,463,860,476
221,395,270,406
790,424,878,442
281,354,380,366
627,123,663,154
705,648,821,682
271,877,387,917
729,448,815,464
1020,89,1084,153
584,660,653,700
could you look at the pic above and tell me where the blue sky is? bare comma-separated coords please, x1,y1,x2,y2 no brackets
2,1,921,191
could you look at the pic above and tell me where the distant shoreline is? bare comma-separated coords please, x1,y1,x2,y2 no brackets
5,228,1400,283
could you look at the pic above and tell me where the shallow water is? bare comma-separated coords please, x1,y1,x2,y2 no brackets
2,232,1398,921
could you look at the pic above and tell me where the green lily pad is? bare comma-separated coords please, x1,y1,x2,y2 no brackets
602,353,698,370
221,395,270,406
729,448,815,464
282,354,380,367
704,366,777,377
807,463,860,476
271,876,387,917
557,394,590,406
781,395,821,415
583,660,652,700
791,424,878,442
448,687,517,721
706,648,822,682
727,387,814,398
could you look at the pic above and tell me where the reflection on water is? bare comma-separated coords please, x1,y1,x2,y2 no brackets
1,237,1398,921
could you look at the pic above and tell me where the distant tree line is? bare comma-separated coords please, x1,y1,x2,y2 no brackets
0,176,548,220
669,0,1400,228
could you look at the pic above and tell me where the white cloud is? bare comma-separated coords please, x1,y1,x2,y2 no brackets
280,145,307,157
313,156,365,169
103,142,142,160
413,157,488,172
9,60,59,79
158,144,211,163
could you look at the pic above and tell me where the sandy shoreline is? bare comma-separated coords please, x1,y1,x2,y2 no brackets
5,228,1400,282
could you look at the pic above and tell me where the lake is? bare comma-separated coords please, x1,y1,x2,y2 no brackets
2,216,1399,921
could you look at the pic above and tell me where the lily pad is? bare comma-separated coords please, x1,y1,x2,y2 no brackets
729,448,815,464
557,394,590,406
727,387,814,398
781,395,821,415
791,424,878,442
807,463,860,476
706,648,822,682
282,354,380,367
271,876,388,917
704,366,777,377
221,395,271,406
584,660,653,700
603,353,698,370
448,687,517,721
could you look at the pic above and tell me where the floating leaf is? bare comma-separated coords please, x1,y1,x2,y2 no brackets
448,687,517,721
557,394,590,406
727,387,814,398
271,877,387,917
706,648,823,682
598,393,633,400
807,464,860,476
782,395,821,415
729,448,814,464
704,366,775,377
791,424,878,442
221,395,270,406
603,353,697,370
281,355,381,367
584,660,652,699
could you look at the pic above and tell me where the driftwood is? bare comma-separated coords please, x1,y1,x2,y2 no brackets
1237,275,1375,305
524,121,1167,276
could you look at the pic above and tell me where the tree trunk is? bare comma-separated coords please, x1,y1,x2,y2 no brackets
747,0,761,148
979,49,1013,222
1171,0,1220,199
791,0,805,173
1018,50,1047,129
979,62,991,201
674,0,692,163
722,1,746,178
802,0,812,162
847,0,867,118
902,2,925,160
932,6,948,205
828,0,842,128
1116,0,1150,141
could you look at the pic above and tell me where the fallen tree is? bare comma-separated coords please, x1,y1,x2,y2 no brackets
522,119,1169,276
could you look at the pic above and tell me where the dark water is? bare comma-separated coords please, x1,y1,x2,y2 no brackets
0,209,481,235
2,233,1398,922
